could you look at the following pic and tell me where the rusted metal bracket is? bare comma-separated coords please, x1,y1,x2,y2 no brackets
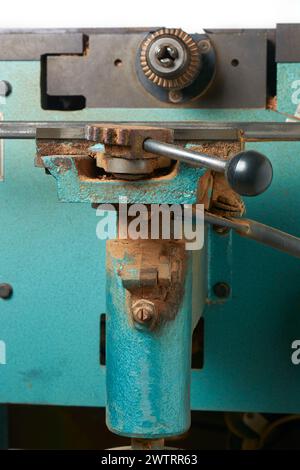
36,124,174,179
85,124,174,159
108,239,187,330
89,124,174,179
196,141,246,217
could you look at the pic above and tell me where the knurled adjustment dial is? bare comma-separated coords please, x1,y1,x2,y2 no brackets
140,28,201,89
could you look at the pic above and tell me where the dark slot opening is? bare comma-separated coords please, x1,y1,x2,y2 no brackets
192,317,204,370
40,54,86,111
100,314,106,366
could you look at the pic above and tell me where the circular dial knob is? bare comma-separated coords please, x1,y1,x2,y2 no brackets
140,28,201,89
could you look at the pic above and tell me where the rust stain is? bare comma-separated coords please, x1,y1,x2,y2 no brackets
50,157,73,172
107,239,187,328
267,96,277,111
194,141,245,217
86,124,174,160
36,139,95,167
191,141,243,160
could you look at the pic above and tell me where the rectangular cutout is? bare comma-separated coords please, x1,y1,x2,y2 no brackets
100,314,106,366
192,317,204,370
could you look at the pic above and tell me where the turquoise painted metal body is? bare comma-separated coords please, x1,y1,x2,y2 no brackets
1,59,300,428
106,243,193,438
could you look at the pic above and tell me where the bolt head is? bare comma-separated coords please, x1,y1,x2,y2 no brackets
0,81,12,97
0,283,13,299
155,44,179,68
132,299,157,328
168,90,183,103
213,282,231,299
198,39,211,53
135,308,152,322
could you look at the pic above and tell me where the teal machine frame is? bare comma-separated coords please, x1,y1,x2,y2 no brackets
0,28,300,443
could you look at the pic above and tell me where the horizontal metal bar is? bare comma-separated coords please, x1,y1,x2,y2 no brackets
0,121,300,141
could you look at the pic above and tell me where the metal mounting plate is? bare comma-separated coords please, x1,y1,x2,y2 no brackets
43,29,268,108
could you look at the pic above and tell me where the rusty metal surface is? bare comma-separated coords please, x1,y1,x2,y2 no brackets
205,172,245,217
37,124,174,178
108,239,187,330
36,138,95,167
86,124,174,159
195,141,245,217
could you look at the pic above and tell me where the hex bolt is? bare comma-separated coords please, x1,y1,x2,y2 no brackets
0,81,12,97
155,44,179,68
132,299,156,327
213,282,231,299
0,283,13,300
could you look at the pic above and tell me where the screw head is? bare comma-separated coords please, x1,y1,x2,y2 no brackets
135,308,152,322
168,89,183,103
0,81,12,97
155,44,179,68
132,299,157,328
213,282,231,299
0,283,13,299
198,39,211,53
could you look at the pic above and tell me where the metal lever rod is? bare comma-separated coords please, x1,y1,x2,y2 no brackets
144,139,273,197
144,139,226,172
204,212,300,259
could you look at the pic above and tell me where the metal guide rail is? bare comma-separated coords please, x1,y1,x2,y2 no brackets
0,121,300,141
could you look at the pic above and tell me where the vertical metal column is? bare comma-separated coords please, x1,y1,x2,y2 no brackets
105,239,193,438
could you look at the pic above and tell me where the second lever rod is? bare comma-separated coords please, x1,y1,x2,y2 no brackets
143,139,273,197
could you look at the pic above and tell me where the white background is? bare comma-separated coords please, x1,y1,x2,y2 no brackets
0,0,299,30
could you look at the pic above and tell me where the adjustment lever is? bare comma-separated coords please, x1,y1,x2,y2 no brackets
204,211,300,259
144,139,273,197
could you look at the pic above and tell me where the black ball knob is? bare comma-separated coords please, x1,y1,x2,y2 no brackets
225,150,273,196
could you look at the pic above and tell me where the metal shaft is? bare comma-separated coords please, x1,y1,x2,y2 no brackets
144,139,226,172
1,121,300,141
203,211,300,259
